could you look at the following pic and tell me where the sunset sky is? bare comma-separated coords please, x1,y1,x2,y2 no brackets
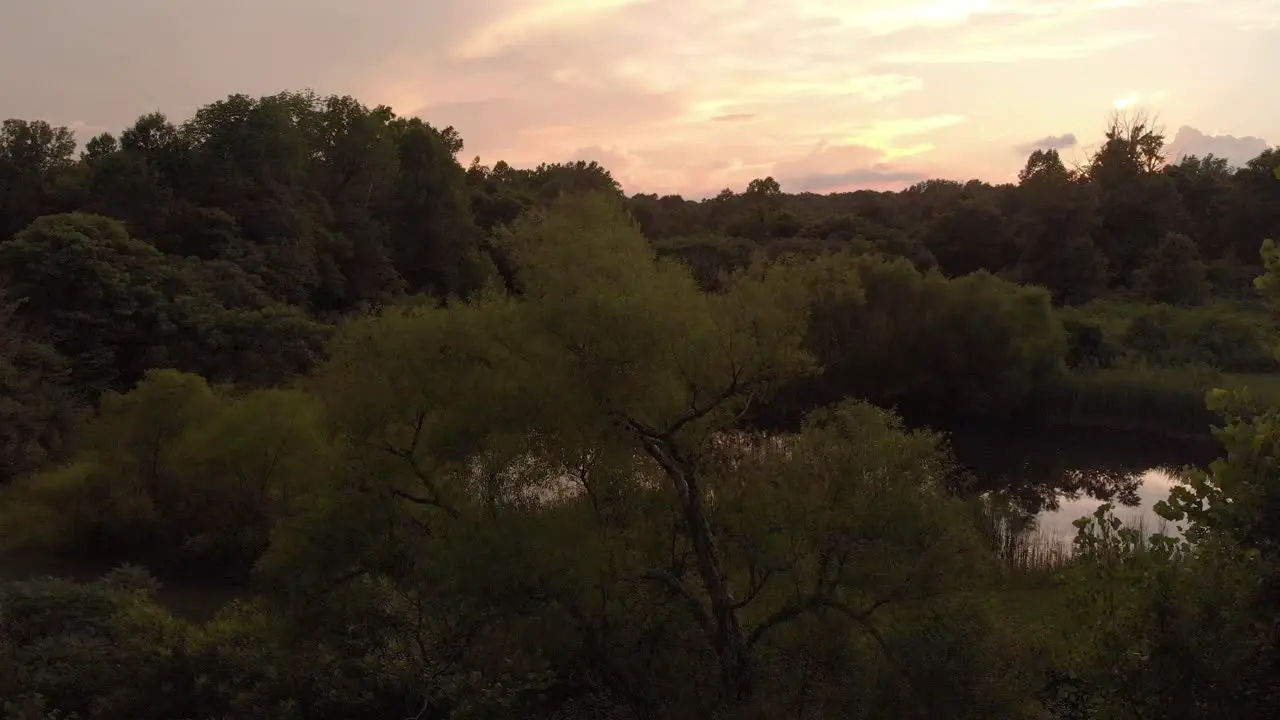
2,0,1275,197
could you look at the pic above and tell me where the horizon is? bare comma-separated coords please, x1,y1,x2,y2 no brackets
3,1,1275,198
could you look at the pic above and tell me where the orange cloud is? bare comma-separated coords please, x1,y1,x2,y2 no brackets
1,0,1274,196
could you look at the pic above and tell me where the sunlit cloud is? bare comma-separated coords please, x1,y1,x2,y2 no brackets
453,0,647,60
1113,92,1141,110
855,0,996,33
1167,126,1272,166
1014,133,1079,154
0,0,1275,195
885,32,1154,64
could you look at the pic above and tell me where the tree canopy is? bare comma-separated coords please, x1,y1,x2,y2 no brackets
0,90,1279,719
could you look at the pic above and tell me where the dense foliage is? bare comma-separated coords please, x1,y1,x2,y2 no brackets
0,92,1278,718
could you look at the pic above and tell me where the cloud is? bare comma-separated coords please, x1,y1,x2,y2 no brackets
885,32,1154,64
1166,126,1271,167
771,141,930,193
415,85,686,160
1113,92,1141,110
453,0,648,60
783,167,932,193
1,0,1276,196
1223,0,1280,30
566,144,646,187
1015,133,1078,154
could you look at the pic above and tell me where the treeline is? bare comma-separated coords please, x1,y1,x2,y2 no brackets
629,120,1280,308
1,192,1278,719
2,89,1280,718
0,95,1272,437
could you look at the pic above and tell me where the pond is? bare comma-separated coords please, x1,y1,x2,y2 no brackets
945,423,1221,546
0,422,1221,618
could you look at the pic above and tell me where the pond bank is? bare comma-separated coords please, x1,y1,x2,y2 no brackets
941,421,1220,548
0,418,1229,618
1038,368,1280,440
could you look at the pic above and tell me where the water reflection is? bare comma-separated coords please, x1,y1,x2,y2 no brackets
1035,468,1183,543
944,424,1220,544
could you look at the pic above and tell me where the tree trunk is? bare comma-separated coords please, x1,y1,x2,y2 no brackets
642,435,753,703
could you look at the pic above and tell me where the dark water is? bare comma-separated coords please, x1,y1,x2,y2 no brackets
945,424,1220,544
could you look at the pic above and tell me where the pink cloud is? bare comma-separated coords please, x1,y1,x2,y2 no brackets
1,0,1275,196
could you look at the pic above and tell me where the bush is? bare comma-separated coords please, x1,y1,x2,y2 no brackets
0,370,333,580
1062,299,1278,373
770,253,1066,423
0,567,189,719
1062,317,1119,369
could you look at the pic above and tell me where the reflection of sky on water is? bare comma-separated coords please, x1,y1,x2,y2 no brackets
945,424,1217,551
1037,468,1184,544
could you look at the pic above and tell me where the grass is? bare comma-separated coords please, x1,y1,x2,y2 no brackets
1222,371,1280,400
1043,365,1221,437
1060,298,1279,373
974,497,1074,573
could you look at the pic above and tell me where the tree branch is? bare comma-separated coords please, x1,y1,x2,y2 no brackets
745,587,949,652
381,410,460,518
639,569,713,638
389,487,459,519
663,368,744,440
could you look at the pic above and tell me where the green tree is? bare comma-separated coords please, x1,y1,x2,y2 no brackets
919,198,1016,277
1165,153,1234,258
742,176,783,241
262,194,1034,716
1134,232,1211,305
0,119,78,237
0,568,190,719
386,117,487,298
774,252,1064,424
0,213,328,395
1087,110,1190,286
0,369,333,577
1013,149,1107,303
0,295,78,483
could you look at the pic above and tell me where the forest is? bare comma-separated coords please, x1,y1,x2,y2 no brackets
0,89,1278,718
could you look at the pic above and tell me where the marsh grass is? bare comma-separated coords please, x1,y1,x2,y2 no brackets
976,494,1173,574
1044,364,1280,437
1044,365,1221,436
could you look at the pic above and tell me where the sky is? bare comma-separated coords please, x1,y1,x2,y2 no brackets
2,0,1276,197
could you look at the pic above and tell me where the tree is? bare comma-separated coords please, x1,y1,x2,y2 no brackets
1224,149,1280,262
1018,149,1069,185
0,369,333,578
743,176,783,240
919,198,1016,277
1087,110,1190,286
0,294,78,483
772,252,1065,424
0,119,78,237
1090,109,1168,181
0,213,328,396
1165,153,1235,258
262,193,1027,716
1134,232,1211,306
385,117,487,298
1013,148,1107,303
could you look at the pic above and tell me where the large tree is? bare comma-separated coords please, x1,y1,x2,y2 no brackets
263,193,1013,716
